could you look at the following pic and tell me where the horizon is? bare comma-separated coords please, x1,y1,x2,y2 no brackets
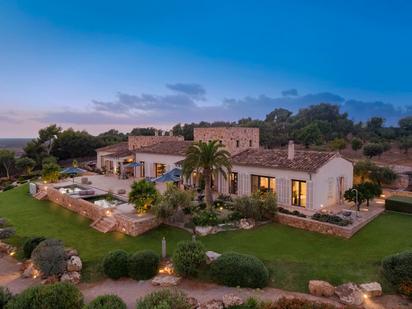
1,1,411,138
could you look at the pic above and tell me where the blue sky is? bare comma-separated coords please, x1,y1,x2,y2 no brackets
0,1,411,137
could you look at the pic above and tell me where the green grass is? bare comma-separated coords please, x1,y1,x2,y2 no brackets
1,185,412,292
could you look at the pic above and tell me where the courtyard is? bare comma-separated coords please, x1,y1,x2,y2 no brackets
1,184,412,293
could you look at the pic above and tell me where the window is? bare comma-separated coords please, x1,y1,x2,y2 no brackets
140,161,145,177
251,175,276,193
229,172,238,194
236,140,240,148
249,140,252,147
155,163,166,177
292,180,307,207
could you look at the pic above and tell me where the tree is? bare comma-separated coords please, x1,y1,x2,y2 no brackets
399,116,412,132
129,127,157,136
52,128,99,160
399,136,412,154
182,140,231,206
265,108,292,123
296,123,322,148
351,138,363,152
128,180,158,214
329,138,346,151
354,160,397,186
363,143,384,158
42,162,60,183
15,157,36,176
367,117,385,131
0,150,15,179
152,184,193,219
38,124,62,155
172,123,184,136
344,182,382,209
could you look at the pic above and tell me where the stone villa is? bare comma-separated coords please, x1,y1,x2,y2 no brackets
96,127,353,210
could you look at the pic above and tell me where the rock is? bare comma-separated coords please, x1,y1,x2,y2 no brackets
195,226,217,236
64,248,78,258
335,283,364,306
151,275,182,287
308,280,335,297
41,275,59,285
0,227,15,239
239,218,255,230
359,282,382,297
222,294,243,307
187,297,200,309
0,241,16,255
22,264,37,278
117,189,126,194
199,299,224,309
206,251,221,264
60,271,81,284
67,256,82,272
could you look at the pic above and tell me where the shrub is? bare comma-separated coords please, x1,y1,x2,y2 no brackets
23,236,46,259
192,209,219,226
311,213,351,226
210,252,269,288
152,184,194,220
102,250,129,279
278,207,306,218
0,287,12,308
128,250,160,280
31,238,66,277
173,240,206,277
268,297,337,309
385,196,412,214
232,192,277,221
382,250,412,287
6,282,83,309
86,294,127,309
128,180,158,214
136,289,191,309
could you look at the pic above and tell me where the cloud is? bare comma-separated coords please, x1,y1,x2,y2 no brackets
0,115,18,123
282,88,298,96
166,83,206,99
36,84,410,127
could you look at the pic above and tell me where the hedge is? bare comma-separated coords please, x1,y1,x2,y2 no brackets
210,252,269,288
385,196,412,214
382,250,412,287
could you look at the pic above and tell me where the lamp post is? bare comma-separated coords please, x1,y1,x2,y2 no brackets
351,188,360,216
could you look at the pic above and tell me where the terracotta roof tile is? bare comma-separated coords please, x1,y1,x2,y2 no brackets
135,141,192,156
231,148,337,172
96,142,128,152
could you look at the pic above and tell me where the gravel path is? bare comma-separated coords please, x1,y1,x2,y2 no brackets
1,255,410,309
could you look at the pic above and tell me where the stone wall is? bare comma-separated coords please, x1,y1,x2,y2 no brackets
383,189,412,198
114,213,161,236
276,210,383,238
38,184,161,236
193,127,259,155
128,136,184,151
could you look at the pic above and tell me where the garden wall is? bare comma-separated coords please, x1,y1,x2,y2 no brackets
276,210,383,238
37,184,161,236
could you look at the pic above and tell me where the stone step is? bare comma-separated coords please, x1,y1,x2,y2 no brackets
90,217,117,233
34,191,48,200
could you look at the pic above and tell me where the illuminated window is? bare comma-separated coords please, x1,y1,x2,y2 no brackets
230,172,238,194
292,180,307,207
155,163,166,177
251,175,276,193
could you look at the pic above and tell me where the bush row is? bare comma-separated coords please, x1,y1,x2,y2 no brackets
0,283,127,309
103,249,159,280
311,213,351,226
278,207,307,218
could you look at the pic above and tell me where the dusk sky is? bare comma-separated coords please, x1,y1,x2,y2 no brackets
0,1,411,137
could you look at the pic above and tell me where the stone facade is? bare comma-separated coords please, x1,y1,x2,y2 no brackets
193,127,259,155
128,135,184,151
38,185,160,236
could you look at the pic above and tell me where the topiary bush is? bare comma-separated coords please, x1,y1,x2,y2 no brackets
173,240,206,277
86,294,127,309
102,250,129,279
382,250,412,288
0,286,12,308
31,238,66,277
6,282,83,309
127,250,160,280
210,252,269,288
23,236,46,259
135,289,191,309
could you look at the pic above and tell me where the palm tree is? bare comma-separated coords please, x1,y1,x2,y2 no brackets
182,140,231,206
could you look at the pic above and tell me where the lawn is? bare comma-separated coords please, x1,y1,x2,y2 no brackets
1,185,412,292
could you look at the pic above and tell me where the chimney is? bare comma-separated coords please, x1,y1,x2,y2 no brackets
288,140,295,160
